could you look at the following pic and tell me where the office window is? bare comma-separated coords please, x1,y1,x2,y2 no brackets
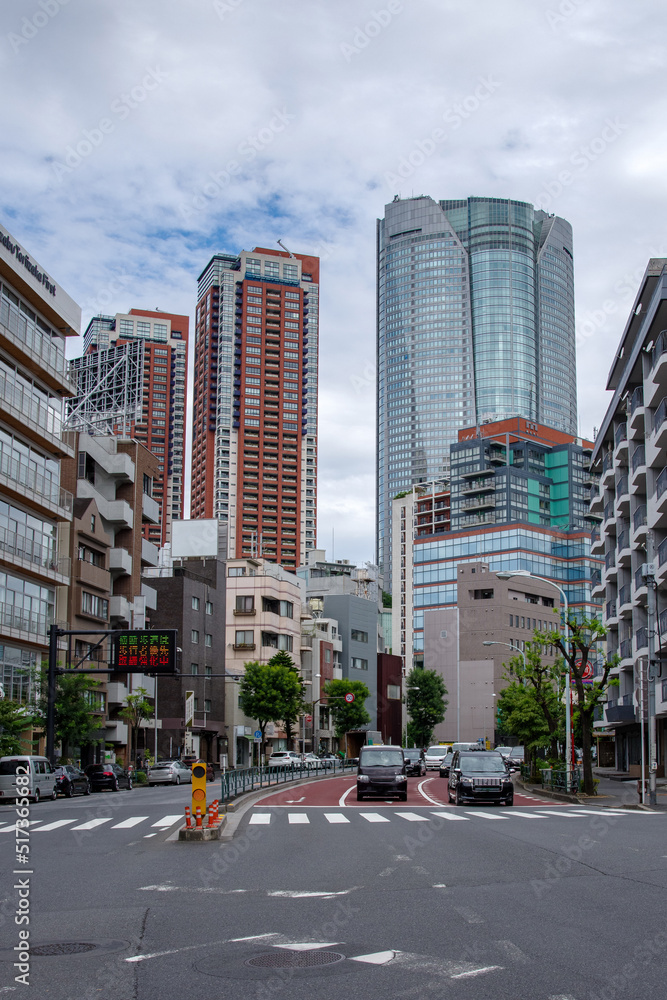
205,666,212,678
387,684,401,700
191,629,199,643
205,634,212,647
509,614,513,627
206,601,213,615
204,699,212,713
351,657,368,671
228,567,246,576
351,629,368,643
191,663,198,675
192,596,200,611
81,592,108,619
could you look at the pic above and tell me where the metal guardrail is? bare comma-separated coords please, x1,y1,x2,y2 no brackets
220,759,356,801
541,767,583,794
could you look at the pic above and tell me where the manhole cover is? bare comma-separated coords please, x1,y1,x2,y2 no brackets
30,943,98,956
245,950,345,969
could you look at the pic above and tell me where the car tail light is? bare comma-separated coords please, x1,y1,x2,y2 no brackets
103,770,113,776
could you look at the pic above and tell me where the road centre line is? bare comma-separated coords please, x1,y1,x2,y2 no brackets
338,783,356,807
417,778,448,806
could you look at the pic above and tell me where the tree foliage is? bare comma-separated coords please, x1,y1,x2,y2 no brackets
120,687,153,763
405,668,448,747
239,659,305,753
0,700,38,756
267,650,305,749
323,679,371,739
501,642,567,763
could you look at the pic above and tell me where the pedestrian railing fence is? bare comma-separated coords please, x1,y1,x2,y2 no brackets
220,759,356,802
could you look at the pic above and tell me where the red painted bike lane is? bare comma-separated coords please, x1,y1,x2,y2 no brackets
253,774,555,808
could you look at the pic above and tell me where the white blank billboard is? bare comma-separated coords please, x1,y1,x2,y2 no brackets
171,519,219,559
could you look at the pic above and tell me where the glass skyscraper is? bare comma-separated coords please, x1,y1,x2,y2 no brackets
377,195,576,582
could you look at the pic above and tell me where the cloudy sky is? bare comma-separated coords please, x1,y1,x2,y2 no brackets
2,0,666,566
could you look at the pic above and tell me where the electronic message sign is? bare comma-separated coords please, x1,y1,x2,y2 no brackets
111,630,177,674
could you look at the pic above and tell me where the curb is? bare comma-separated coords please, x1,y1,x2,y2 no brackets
515,778,644,809
178,816,227,841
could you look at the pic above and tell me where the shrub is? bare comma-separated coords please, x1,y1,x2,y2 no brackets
134,771,148,785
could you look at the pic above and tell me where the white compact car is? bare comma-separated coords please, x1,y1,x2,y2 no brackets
424,746,452,770
147,761,193,786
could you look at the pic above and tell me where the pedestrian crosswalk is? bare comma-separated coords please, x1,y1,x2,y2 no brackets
247,807,655,827
0,813,183,836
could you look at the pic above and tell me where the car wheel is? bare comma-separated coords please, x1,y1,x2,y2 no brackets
356,792,365,801
455,785,463,806
399,793,408,802
51,786,57,800
65,782,74,798
113,780,119,792
505,793,513,807
175,775,180,785
34,789,40,803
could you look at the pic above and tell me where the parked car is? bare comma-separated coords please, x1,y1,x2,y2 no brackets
0,755,57,802
403,748,426,776
302,753,328,770
438,752,454,778
447,750,514,807
356,745,407,801
54,765,90,798
85,763,133,792
316,753,339,768
147,760,193,786
267,751,302,769
424,745,451,770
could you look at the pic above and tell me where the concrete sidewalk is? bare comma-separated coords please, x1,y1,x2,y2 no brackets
516,769,667,810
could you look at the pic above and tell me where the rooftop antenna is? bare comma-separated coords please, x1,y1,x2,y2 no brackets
277,239,295,258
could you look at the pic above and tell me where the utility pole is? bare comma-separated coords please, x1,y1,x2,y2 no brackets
644,538,658,805
46,624,61,764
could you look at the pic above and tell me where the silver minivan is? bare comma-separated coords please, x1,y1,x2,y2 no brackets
0,756,58,802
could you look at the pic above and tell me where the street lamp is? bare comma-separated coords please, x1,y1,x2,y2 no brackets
496,569,572,785
482,640,526,671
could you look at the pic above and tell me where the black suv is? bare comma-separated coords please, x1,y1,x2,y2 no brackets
447,750,514,807
402,748,426,777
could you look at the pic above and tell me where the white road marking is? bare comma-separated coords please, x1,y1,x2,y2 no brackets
430,811,469,822
274,942,341,950
395,812,430,822
0,820,43,833
71,818,113,831
451,965,502,979
230,933,280,943
249,814,272,825
338,783,356,807
504,811,545,819
495,940,530,963
432,883,447,888
151,814,183,828
112,816,149,829
467,811,505,820
360,812,390,823
532,811,581,819
267,889,356,898
571,809,627,816
324,813,350,824
288,813,309,824
144,834,157,838
285,797,305,803
417,778,447,806
349,950,396,965
32,819,76,832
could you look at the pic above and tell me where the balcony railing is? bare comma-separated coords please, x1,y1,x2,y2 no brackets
604,501,615,522
606,600,617,619
653,397,667,437
635,566,647,590
616,475,629,498
633,505,647,531
620,638,632,659
617,531,628,553
591,568,602,588
603,453,613,473
0,450,72,512
615,423,627,446
631,385,644,414
635,626,648,649
0,527,65,575
660,608,667,636
658,537,667,566
605,551,616,570
591,526,600,543
0,371,63,440
0,600,49,636
631,445,645,473
657,467,667,500
652,330,667,369
618,584,630,607
0,302,69,382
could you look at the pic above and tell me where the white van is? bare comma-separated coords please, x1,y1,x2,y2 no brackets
0,756,58,802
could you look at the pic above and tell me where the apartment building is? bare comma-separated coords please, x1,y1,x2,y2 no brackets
224,556,304,765
61,432,160,756
0,222,78,725
192,247,319,570
300,612,342,752
77,308,189,547
590,258,667,775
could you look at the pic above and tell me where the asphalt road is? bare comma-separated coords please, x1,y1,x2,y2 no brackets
1,774,666,999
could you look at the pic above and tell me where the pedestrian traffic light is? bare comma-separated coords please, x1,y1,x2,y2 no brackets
191,760,207,817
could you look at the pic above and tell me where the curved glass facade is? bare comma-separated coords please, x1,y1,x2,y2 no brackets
377,196,576,585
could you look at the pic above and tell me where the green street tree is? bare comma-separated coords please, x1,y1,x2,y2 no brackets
238,659,305,757
322,679,371,740
537,616,619,794
119,687,154,765
266,650,305,750
0,699,39,756
37,668,103,760
405,668,448,747
504,642,566,763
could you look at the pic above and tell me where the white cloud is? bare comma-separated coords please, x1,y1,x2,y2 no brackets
2,0,666,564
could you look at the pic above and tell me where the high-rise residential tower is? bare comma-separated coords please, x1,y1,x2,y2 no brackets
377,195,576,582
78,308,188,547
192,247,319,571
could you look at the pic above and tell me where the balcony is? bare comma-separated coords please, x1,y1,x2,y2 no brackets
604,549,617,581
591,568,603,595
461,479,495,496
0,309,75,397
619,638,633,661
634,565,648,603
460,496,496,512
649,468,667,531
0,450,73,520
629,385,645,432
632,504,648,544
635,626,648,652
589,483,604,514
603,500,616,531
617,584,632,615
615,475,630,516
606,702,635,724
652,396,667,452
647,331,667,407
0,527,69,583
0,600,50,642
105,720,129,743
630,445,646,494
614,422,628,461
141,538,159,567
616,530,631,566
601,452,615,487
75,558,110,592
591,526,604,556
77,481,134,528
109,595,132,624
142,493,160,525
0,371,73,457
605,600,617,623
109,547,132,576
106,681,128,704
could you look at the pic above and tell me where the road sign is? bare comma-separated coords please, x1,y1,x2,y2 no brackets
305,715,312,724
344,693,355,703
254,730,262,739
184,691,195,728
111,629,177,674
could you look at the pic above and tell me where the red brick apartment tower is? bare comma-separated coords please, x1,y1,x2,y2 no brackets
192,247,319,571
82,309,189,548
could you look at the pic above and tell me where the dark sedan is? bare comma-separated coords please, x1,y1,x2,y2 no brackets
54,765,90,798
403,748,426,776
85,763,133,792
439,752,454,778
